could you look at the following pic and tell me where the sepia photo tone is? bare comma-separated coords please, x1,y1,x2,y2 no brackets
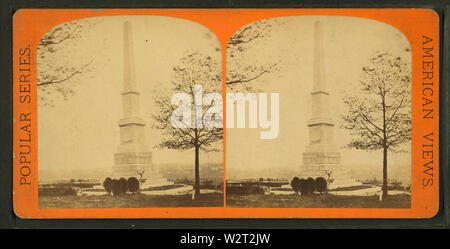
37,16,224,208
226,16,412,208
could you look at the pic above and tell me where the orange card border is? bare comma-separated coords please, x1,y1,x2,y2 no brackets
13,8,439,218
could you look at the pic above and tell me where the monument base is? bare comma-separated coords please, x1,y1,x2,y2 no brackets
299,163,362,190
111,167,174,189
301,151,361,190
113,151,173,189
139,174,174,189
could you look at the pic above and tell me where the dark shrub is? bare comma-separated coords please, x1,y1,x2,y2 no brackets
103,177,113,194
306,177,315,195
119,177,128,194
299,178,308,196
314,177,327,194
127,177,140,193
291,177,301,194
111,179,122,196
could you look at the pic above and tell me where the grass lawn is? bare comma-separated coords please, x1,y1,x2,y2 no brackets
39,193,223,209
226,193,410,208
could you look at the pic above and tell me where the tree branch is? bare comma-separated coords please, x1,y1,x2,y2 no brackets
39,25,79,47
359,119,383,141
359,108,383,133
385,93,406,127
37,61,92,87
226,63,277,85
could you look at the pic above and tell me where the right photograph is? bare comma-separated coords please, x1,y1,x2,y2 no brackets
225,16,412,208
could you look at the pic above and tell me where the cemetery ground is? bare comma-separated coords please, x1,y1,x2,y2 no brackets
226,193,411,208
39,192,223,209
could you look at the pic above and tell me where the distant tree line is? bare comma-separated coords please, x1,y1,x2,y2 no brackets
38,186,78,197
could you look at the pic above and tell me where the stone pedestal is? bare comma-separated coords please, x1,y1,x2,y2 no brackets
300,162,359,189
113,151,172,188
301,150,360,189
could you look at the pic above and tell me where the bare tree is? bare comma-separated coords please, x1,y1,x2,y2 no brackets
226,19,279,89
341,51,411,198
37,20,93,104
153,52,223,199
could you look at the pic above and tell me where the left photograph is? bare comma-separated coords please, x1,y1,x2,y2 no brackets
37,16,224,208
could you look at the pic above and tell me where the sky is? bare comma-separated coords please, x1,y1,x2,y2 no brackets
37,15,222,175
225,16,412,181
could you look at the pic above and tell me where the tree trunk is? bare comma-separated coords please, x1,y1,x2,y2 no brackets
381,92,388,199
194,145,200,199
382,145,388,198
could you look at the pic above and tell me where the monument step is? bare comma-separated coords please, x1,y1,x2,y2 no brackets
140,179,174,189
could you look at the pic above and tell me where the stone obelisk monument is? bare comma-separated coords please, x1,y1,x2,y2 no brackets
300,21,360,189
113,21,171,188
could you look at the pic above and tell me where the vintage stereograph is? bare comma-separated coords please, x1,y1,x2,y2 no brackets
13,9,439,219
